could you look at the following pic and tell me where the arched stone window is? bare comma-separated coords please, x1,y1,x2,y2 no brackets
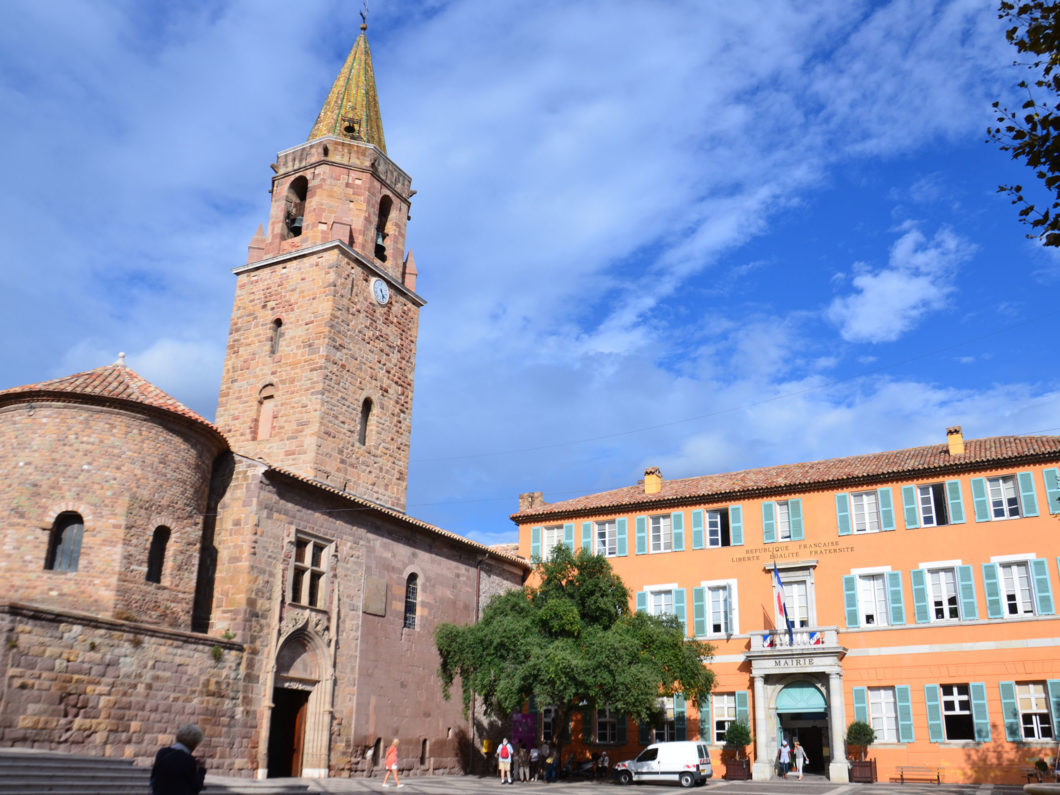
284,176,308,239
358,397,372,446
257,384,276,441
270,318,284,356
374,196,392,261
403,573,418,630
146,526,170,583
45,512,84,572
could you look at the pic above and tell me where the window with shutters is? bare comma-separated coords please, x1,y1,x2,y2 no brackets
851,491,881,533
774,501,792,541
652,697,677,742
917,483,949,526
648,588,675,618
858,574,890,627
649,514,672,553
596,708,621,744
999,561,1035,616
595,520,617,556
941,684,975,740
987,475,1021,519
869,687,899,742
1016,682,1054,740
290,534,330,608
927,567,960,621
712,693,737,744
541,525,564,561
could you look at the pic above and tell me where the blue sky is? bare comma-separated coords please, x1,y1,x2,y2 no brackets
2,0,1058,547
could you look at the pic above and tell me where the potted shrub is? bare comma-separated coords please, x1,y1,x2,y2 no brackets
846,721,877,783
722,721,752,780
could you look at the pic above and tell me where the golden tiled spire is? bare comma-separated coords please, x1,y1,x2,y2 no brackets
308,24,386,153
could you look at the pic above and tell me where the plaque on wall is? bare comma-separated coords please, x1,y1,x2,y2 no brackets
363,576,387,616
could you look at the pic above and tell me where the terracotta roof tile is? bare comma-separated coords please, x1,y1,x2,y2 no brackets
0,361,217,430
512,434,1060,522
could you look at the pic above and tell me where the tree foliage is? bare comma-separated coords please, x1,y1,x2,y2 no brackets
435,546,714,755
988,2,1060,245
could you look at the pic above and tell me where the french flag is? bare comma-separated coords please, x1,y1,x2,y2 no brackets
772,562,794,645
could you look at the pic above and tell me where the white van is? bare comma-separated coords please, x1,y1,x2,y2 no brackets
613,740,712,787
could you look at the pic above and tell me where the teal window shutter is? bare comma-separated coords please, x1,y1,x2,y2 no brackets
638,721,651,745
692,586,707,637
762,502,777,543
730,505,744,545
970,477,990,522
691,510,705,550
945,480,966,524
971,682,991,742
925,684,944,742
911,568,930,624
563,522,575,551
998,681,1020,741
789,499,804,541
616,713,628,745
735,691,750,726
1017,471,1040,517
699,696,712,743
887,571,906,625
981,563,1003,619
635,516,647,554
581,705,595,744
836,493,852,535
1031,558,1055,615
1048,680,1060,737
896,685,915,742
675,694,687,740
901,485,919,529
843,575,859,628
674,588,687,635
581,521,593,552
877,487,896,531
852,687,868,723
672,512,685,551
635,591,647,613
1044,468,1060,515
531,526,542,560
957,565,978,620
616,518,628,556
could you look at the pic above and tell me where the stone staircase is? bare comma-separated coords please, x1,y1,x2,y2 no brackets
0,747,311,794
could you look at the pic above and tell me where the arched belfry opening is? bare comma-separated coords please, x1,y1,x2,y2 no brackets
284,176,308,239
374,196,392,261
267,629,333,778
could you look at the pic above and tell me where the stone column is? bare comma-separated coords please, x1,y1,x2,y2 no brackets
827,671,849,782
751,674,773,781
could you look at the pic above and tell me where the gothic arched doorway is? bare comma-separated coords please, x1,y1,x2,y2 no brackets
267,631,330,777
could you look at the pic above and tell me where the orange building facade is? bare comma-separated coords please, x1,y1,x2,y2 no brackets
512,427,1060,784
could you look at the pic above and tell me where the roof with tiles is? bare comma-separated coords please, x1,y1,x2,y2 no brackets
0,357,220,434
511,434,1060,522
308,28,386,152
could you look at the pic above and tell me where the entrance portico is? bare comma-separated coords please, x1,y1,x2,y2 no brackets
746,627,848,782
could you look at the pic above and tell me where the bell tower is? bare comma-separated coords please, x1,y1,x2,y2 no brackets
216,22,423,512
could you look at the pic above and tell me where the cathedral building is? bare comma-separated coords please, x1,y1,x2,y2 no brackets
513,427,1060,785
0,25,526,779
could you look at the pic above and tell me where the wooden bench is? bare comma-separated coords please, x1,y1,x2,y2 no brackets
898,765,940,784
1022,765,1043,783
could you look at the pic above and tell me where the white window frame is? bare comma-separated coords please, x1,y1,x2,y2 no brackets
653,696,677,742
712,693,737,744
851,491,881,533
920,559,962,622
999,561,1035,616
1016,682,1055,741
646,583,678,619
868,686,899,743
595,520,617,557
541,525,564,561
857,573,890,627
542,705,556,742
649,514,672,553
917,483,949,527
940,683,975,741
596,707,620,744
290,533,331,608
701,578,739,637
771,564,818,629
706,510,723,547
775,501,792,541
987,475,1021,520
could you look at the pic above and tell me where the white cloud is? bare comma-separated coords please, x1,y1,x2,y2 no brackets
827,226,976,343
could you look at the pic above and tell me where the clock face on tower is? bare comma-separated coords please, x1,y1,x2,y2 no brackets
371,277,390,305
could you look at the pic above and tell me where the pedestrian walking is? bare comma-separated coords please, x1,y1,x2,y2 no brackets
382,738,403,788
793,739,809,780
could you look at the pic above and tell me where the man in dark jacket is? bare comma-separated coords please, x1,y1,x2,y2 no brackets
150,724,206,795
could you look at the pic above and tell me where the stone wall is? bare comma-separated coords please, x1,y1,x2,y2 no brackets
0,603,247,773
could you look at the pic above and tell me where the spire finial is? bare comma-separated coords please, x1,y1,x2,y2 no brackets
116,352,126,367
360,0,368,31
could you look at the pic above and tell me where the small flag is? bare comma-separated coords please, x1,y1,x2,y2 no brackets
762,632,775,648
809,631,823,645
773,562,794,645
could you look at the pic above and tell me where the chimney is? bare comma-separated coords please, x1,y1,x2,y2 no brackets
946,426,965,456
519,491,545,511
644,466,662,495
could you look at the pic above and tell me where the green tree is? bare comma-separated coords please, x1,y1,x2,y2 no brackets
988,2,1060,245
436,546,714,765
